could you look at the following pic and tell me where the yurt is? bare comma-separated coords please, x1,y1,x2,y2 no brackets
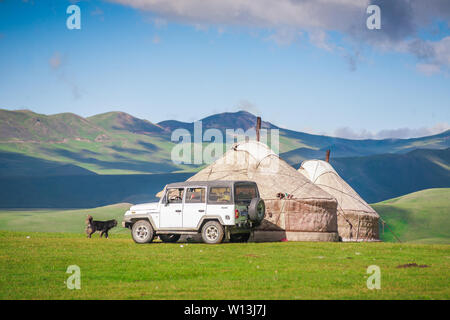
187,141,340,242
298,160,380,241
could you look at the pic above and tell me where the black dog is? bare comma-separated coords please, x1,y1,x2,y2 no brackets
85,215,117,238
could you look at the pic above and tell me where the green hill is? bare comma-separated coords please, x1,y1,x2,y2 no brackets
372,188,450,244
0,109,106,142
0,203,131,234
87,111,167,134
0,109,191,174
1,109,448,175
331,148,450,203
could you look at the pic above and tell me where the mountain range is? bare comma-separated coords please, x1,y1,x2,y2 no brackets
1,109,449,175
0,108,449,207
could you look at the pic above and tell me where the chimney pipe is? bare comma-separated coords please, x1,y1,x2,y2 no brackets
325,149,330,163
256,117,261,142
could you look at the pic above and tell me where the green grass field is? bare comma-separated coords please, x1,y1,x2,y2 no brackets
0,203,131,235
1,188,449,244
372,188,450,244
0,231,449,300
0,189,449,299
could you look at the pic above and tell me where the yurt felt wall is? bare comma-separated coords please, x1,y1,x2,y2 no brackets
187,141,339,242
298,160,380,241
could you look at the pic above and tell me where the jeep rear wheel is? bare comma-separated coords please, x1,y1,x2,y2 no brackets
131,220,154,244
201,221,224,244
159,234,181,243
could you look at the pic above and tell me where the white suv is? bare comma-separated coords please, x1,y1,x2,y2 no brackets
122,181,265,244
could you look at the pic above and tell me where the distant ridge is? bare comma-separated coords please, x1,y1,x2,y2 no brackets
331,148,450,203
158,110,276,133
0,108,448,175
0,108,448,208
0,109,107,142
88,111,167,135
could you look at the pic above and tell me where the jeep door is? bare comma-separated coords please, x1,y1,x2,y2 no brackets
206,186,234,225
160,187,184,228
183,187,206,229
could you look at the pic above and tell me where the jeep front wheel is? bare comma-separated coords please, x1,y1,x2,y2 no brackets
131,220,154,244
201,221,224,244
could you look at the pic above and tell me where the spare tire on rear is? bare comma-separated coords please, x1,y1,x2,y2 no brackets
248,198,265,226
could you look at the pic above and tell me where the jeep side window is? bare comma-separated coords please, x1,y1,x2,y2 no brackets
185,187,206,203
166,188,184,204
208,187,232,204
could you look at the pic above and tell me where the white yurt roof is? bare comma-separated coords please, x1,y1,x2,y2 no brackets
298,160,378,216
187,141,335,201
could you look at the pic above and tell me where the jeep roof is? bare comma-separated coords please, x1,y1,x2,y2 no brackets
165,180,258,189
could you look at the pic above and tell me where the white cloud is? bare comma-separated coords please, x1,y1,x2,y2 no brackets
266,27,303,46
333,123,450,139
416,63,441,76
107,0,450,73
432,36,450,66
153,17,168,28
402,36,450,75
333,127,374,140
107,0,366,31
309,29,335,51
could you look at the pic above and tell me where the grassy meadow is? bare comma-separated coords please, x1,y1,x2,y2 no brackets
1,188,449,243
373,188,450,244
0,189,448,299
0,203,131,235
0,231,449,300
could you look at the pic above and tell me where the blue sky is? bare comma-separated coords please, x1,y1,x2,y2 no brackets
0,0,449,139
